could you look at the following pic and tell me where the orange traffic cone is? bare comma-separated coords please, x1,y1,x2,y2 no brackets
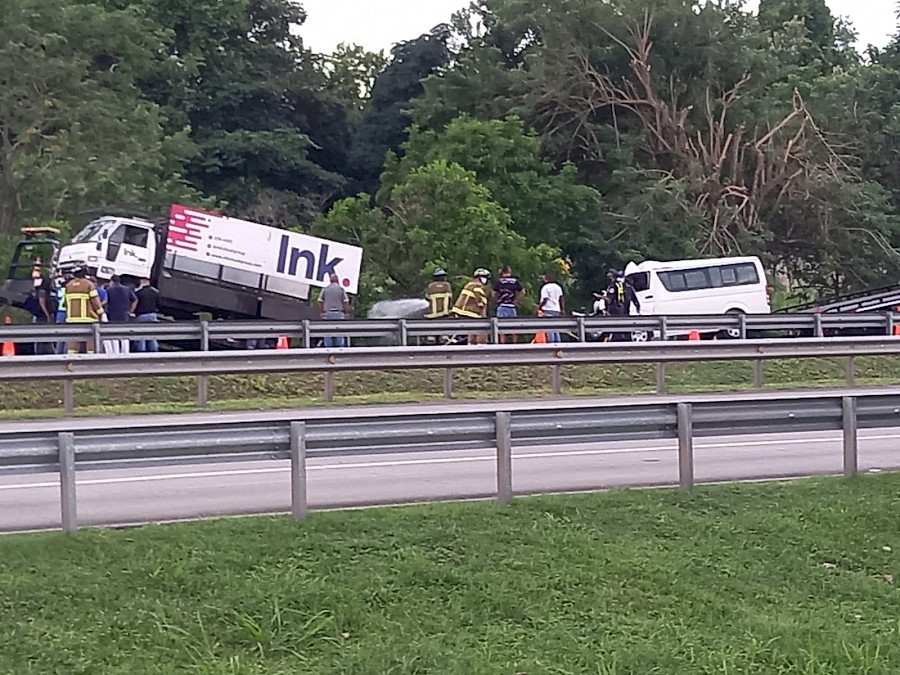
276,336,290,350
688,330,701,341
532,331,548,344
894,308,900,336
2,316,15,357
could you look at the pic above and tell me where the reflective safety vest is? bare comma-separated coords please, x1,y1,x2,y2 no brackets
614,281,625,303
451,280,488,319
425,281,453,319
64,278,104,323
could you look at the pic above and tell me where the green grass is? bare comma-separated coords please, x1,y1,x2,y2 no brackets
1,355,899,419
2,475,900,673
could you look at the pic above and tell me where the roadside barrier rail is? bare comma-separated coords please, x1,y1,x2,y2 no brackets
2,388,895,533
0,337,897,410
1,311,898,348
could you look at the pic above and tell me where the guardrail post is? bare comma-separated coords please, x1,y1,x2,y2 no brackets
753,360,764,390
577,316,586,343
495,412,512,504
92,323,102,355
676,403,694,489
845,356,855,387
442,368,453,399
398,319,408,346
551,364,563,397
842,396,858,478
197,320,210,408
63,380,75,413
58,432,77,534
738,312,748,340
302,319,311,349
490,318,500,345
290,421,308,520
659,316,668,341
887,312,895,337
656,362,667,395
814,313,824,338
324,372,335,402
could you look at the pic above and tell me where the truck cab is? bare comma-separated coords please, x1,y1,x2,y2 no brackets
58,215,157,285
0,228,61,309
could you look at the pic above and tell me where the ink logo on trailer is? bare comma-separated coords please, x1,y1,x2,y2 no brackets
276,235,350,287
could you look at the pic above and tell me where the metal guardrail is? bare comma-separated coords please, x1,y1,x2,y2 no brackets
2,311,899,347
2,389,894,532
1,337,898,411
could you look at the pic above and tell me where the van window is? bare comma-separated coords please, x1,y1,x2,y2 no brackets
658,263,760,293
626,272,650,292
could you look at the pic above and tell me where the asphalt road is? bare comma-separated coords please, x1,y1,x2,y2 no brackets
1,427,898,533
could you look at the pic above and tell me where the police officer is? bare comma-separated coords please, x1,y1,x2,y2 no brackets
606,269,640,342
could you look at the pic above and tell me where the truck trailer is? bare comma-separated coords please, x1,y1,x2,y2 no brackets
2,204,363,323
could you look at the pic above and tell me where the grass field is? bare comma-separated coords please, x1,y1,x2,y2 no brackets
2,475,899,674
2,355,899,419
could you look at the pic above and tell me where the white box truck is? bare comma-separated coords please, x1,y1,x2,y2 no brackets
2,204,363,323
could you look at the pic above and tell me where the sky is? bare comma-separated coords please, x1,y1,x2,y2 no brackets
299,0,897,55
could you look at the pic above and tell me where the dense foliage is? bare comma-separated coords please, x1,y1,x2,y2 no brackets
3,0,900,305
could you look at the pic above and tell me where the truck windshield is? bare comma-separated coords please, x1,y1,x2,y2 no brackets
71,219,114,244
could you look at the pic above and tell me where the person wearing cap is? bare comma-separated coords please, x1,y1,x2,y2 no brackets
606,269,640,342
451,268,491,345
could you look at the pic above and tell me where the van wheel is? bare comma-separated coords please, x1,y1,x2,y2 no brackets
631,330,651,343
721,309,745,340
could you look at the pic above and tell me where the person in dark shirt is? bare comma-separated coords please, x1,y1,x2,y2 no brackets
492,266,525,344
134,277,162,353
105,276,138,354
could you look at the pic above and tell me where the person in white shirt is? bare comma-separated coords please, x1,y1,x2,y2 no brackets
538,273,565,343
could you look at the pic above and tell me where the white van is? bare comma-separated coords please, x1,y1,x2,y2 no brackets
623,256,770,339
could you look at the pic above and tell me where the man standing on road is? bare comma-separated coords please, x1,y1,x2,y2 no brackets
493,266,524,344
538,273,565,343
318,273,351,348
606,269,640,342
64,266,105,354
26,275,56,355
105,275,137,354
451,268,491,345
424,267,453,345
134,277,161,353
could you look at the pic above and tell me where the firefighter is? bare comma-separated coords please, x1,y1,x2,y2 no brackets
64,266,106,354
424,267,453,345
425,268,453,319
451,268,491,345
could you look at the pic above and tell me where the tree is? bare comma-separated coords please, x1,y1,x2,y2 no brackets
378,115,608,292
0,0,197,234
347,29,451,196
115,0,351,229
316,160,560,310
316,44,388,121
